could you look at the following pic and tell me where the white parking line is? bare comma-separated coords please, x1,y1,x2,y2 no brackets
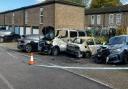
7,52,17,59
0,73,15,89
37,64,128,70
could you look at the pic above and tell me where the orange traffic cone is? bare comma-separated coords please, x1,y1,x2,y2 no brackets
28,53,36,65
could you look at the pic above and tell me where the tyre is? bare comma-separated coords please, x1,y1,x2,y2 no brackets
84,52,91,58
25,44,32,53
123,54,128,64
51,47,59,56
76,50,83,58
94,57,103,64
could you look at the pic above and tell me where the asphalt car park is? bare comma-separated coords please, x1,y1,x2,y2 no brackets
0,42,128,89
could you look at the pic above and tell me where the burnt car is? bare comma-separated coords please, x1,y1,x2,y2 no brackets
67,37,101,58
0,30,20,42
17,34,43,52
94,35,128,64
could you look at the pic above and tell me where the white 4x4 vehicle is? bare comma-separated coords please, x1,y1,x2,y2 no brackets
38,27,87,56
67,37,101,58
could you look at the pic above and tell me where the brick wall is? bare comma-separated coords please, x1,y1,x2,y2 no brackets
25,7,40,26
14,10,24,26
0,14,4,26
55,3,85,29
5,12,13,25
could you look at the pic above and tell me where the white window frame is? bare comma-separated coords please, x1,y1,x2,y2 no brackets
97,15,101,25
109,14,114,25
25,11,28,24
116,13,121,25
12,12,15,24
40,8,44,24
91,15,95,25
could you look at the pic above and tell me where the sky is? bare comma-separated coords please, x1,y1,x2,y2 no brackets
0,0,128,12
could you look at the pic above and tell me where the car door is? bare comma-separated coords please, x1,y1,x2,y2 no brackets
87,38,100,55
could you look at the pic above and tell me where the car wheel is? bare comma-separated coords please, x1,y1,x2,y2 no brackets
51,47,59,56
84,52,91,58
0,38,4,42
94,57,103,64
76,50,83,58
25,44,32,53
124,54,128,64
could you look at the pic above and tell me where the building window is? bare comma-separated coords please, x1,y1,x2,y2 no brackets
12,12,15,24
116,14,121,25
97,15,101,25
109,14,114,25
25,11,28,24
40,8,44,24
91,15,95,25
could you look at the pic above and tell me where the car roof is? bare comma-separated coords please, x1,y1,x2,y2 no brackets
76,37,94,40
111,35,128,38
25,34,43,37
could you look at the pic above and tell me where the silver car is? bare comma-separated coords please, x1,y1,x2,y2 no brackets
17,34,43,52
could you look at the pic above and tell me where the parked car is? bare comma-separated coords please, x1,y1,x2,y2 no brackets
94,35,128,64
17,34,43,52
66,37,101,58
38,26,87,56
0,30,20,42
0,27,6,31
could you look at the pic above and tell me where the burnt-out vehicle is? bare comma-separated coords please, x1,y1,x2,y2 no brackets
94,35,128,64
38,26,87,56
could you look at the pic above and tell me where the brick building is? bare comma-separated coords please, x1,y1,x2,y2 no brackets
0,0,85,35
85,4,128,30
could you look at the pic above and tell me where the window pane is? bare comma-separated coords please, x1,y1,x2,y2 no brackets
79,31,85,37
70,31,77,37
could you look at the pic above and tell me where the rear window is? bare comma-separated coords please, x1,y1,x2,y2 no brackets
70,31,77,37
79,31,86,37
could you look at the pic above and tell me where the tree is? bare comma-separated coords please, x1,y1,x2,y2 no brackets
90,0,122,8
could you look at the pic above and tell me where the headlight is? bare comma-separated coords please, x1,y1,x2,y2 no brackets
116,49,122,52
112,48,123,53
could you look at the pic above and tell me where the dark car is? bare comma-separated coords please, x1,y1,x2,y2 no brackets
0,27,6,31
94,35,128,64
0,30,21,42
17,34,43,53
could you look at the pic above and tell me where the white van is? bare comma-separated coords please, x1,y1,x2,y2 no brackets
38,27,86,56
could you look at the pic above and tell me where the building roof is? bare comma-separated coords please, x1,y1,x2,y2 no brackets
0,0,85,14
85,4,128,15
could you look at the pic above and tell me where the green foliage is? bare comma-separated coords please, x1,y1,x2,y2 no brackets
90,0,122,8
116,26,127,35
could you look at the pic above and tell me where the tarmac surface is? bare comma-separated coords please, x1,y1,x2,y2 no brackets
0,43,112,89
0,42,128,89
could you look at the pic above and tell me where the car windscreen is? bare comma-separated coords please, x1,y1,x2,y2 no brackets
86,39,94,45
109,36,126,45
73,38,84,44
